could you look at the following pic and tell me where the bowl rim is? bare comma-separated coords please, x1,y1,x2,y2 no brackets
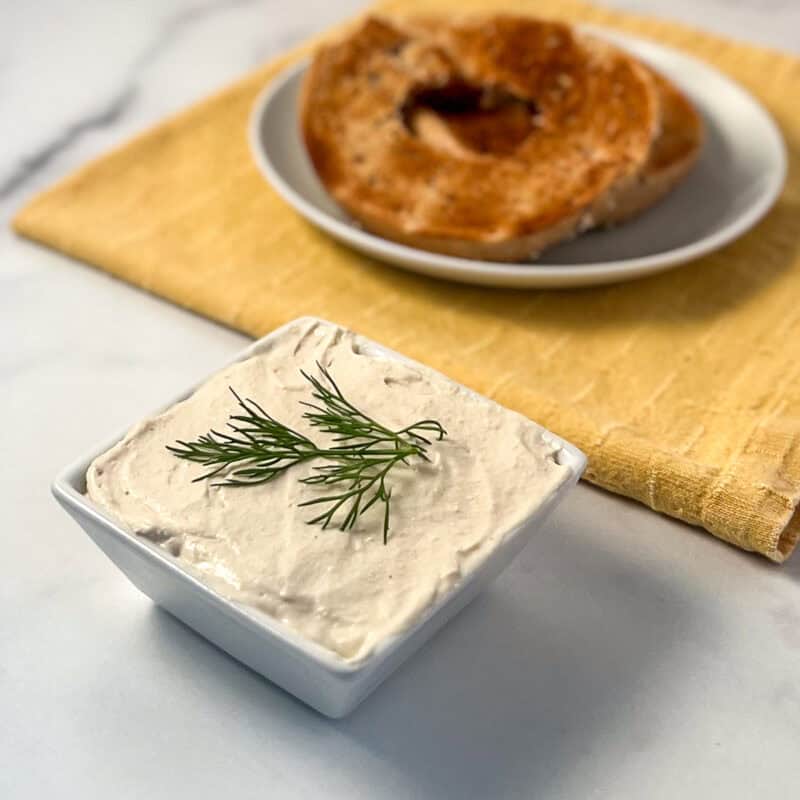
52,316,587,676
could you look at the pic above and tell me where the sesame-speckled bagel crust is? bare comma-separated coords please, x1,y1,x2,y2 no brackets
300,15,670,262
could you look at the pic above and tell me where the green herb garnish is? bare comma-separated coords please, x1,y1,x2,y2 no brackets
167,364,446,544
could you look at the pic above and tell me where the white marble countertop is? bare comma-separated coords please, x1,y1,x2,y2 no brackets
2,1,799,798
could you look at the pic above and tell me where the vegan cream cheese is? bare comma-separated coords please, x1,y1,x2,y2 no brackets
87,320,572,663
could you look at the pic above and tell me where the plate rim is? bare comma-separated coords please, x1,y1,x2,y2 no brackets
248,28,787,287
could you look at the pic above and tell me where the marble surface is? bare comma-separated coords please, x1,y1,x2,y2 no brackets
2,1,800,798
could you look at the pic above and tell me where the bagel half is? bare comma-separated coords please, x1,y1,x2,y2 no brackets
300,15,700,262
596,68,703,227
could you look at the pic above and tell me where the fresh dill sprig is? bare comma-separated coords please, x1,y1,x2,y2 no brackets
300,364,445,456
167,364,446,543
167,389,317,485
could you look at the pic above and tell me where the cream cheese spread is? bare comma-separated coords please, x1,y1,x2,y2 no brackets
87,320,572,662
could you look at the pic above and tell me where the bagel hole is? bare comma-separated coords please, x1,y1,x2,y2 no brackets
401,81,538,156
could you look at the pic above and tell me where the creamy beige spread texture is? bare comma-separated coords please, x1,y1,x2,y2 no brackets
87,320,572,662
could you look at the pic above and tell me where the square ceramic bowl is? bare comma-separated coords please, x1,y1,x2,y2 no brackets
52,317,586,717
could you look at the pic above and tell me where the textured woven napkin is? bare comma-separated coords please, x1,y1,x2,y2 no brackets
14,0,800,561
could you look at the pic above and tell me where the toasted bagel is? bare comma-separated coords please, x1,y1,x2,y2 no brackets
301,16,670,261
596,68,703,226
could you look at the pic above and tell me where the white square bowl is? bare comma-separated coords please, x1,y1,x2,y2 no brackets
52,317,586,717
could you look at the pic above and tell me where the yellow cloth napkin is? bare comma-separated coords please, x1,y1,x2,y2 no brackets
14,0,800,561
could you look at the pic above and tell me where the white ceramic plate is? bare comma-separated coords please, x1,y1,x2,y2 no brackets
249,29,786,289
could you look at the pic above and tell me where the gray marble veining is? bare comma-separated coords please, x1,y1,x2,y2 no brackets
2,2,800,799
0,87,135,200
0,0,259,200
